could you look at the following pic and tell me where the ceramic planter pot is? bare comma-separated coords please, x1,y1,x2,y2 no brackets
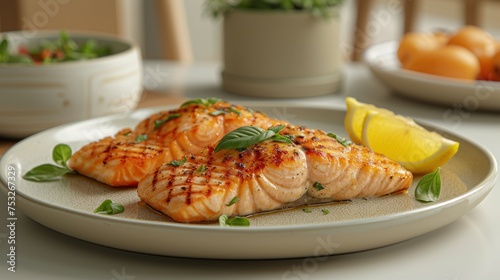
222,9,343,98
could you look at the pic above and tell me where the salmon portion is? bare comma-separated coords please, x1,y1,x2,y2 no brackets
138,142,308,223
281,126,413,201
68,129,174,187
137,125,413,223
68,100,283,187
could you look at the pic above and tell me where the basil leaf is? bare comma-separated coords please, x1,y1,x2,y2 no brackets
154,113,181,130
167,156,187,167
321,209,330,215
196,165,207,173
94,199,124,215
415,168,442,203
302,208,312,213
313,182,325,191
210,107,241,116
94,199,112,213
106,202,125,215
23,164,73,182
210,110,226,116
225,196,239,206
181,97,221,108
227,107,241,116
134,134,148,143
219,214,250,227
268,125,285,134
327,132,352,147
271,134,293,144
214,126,274,153
52,143,72,168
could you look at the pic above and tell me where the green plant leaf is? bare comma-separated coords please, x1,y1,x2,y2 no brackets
225,196,239,206
209,110,226,116
271,134,293,144
94,199,124,215
214,126,270,152
415,168,442,203
327,132,352,147
313,181,325,191
196,165,207,173
167,156,187,167
0,38,9,62
154,113,181,130
219,214,250,227
181,97,221,108
215,125,293,152
52,143,72,168
134,134,148,143
22,164,73,182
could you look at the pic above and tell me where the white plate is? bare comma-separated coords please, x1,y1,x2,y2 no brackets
364,41,500,111
0,104,497,259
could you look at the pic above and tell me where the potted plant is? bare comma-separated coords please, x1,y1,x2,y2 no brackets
206,0,346,98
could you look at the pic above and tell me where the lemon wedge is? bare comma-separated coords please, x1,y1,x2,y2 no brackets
344,97,393,144
361,110,459,174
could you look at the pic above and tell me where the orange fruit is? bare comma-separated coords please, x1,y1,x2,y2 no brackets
397,32,443,66
447,26,496,79
403,45,480,80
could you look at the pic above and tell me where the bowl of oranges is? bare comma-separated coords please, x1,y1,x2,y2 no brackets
364,26,500,111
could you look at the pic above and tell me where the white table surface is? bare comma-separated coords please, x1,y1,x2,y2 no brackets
1,60,499,280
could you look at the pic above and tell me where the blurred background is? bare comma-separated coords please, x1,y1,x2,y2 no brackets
2,0,500,62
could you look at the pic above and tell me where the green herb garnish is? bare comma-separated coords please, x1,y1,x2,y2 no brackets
214,125,291,152
94,199,124,215
154,113,181,130
210,110,226,116
167,157,187,167
321,209,330,215
209,106,241,116
313,182,325,191
196,165,207,173
134,134,148,143
415,168,442,203
181,97,221,108
302,208,312,213
225,196,239,206
327,132,352,147
227,107,241,116
219,214,250,227
23,144,74,182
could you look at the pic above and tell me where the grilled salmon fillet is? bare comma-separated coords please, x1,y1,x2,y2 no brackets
138,141,308,223
281,125,413,201
68,100,283,187
138,125,413,223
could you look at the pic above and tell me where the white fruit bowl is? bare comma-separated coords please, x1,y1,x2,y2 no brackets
0,30,143,138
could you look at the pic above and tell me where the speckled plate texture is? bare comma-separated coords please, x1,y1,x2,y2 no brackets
0,104,497,259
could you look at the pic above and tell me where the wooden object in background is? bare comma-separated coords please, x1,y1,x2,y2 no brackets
352,0,483,61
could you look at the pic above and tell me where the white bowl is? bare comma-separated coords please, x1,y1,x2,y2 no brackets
0,31,143,138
